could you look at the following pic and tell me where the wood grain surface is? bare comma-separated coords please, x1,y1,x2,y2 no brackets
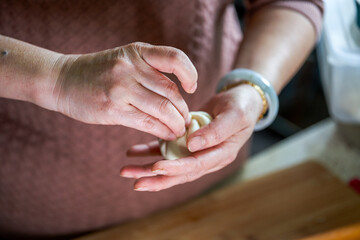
298,222,360,240
75,161,360,240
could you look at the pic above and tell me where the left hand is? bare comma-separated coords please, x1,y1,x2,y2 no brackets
120,84,264,191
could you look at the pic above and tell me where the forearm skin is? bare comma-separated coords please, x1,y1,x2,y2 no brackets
0,35,63,110
235,7,317,93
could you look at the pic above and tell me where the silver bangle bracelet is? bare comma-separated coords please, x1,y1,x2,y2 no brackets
216,68,279,131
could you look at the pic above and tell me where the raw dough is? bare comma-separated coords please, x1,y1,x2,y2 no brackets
159,111,213,160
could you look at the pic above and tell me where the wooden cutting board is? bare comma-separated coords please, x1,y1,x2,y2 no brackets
76,161,360,240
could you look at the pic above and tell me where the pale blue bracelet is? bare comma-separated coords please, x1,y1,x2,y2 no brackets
216,69,279,131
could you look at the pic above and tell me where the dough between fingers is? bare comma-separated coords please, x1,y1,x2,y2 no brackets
159,111,212,160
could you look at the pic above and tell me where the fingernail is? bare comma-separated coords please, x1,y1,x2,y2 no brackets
152,168,166,175
188,136,205,152
120,171,132,178
120,173,133,178
167,132,177,141
134,186,149,191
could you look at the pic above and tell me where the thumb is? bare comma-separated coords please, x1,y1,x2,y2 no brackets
187,111,245,152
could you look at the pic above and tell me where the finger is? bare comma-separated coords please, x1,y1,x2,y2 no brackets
120,164,157,179
187,110,247,152
152,132,248,177
134,175,199,192
151,145,230,177
127,141,161,157
122,142,233,183
129,83,186,137
200,132,252,174
119,105,176,141
130,133,250,192
151,145,231,178
137,43,198,94
136,70,191,125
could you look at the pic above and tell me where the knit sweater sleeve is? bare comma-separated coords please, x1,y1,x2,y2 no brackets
245,0,324,38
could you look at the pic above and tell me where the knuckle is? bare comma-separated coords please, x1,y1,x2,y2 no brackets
164,83,187,113
141,115,155,130
224,156,234,166
167,48,180,59
180,174,191,184
167,49,184,65
208,125,222,144
158,98,172,115
189,171,203,182
153,185,162,192
132,42,142,47
97,87,119,116
104,103,117,116
107,84,122,100
164,81,179,96
195,158,207,173
115,57,132,70
101,99,116,117
130,41,146,50
173,159,184,168
224,152,237,166
107,82,135,104
114,47,127,60
130,42,152,56
121,42,144,59
217,160,229,170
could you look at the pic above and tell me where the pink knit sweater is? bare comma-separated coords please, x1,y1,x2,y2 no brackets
0,0,323,238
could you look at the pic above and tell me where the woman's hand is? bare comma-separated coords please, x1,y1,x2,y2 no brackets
52,42,197,140
120,84,264,191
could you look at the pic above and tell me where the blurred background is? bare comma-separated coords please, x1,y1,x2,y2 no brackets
238,0,360,155
251,50,328,155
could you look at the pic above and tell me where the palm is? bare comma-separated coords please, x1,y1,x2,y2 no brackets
120,85,262,191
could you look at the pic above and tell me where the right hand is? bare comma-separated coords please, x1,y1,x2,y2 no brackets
51,42,198,140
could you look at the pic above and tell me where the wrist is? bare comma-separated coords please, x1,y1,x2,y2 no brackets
30,53,75,112
29,52,63,110
242,84,265,122
217,69,279,131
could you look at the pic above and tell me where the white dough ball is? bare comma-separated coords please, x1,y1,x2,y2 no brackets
159,111,213,160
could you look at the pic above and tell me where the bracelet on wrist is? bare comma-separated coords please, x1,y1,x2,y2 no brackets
219,80,268,122
216,68,279,131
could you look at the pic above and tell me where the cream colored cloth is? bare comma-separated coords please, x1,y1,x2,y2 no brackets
159,111,213,160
